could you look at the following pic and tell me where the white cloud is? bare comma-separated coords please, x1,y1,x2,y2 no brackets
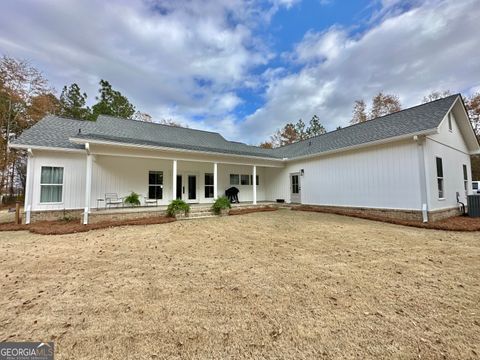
243,0,480,143
0,0,283,134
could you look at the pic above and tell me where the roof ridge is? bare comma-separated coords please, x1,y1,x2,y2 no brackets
98,115,225,137
273,93,460,150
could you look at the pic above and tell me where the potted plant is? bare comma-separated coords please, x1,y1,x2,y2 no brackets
166,199,190,218
211,196,231,215
124,192,141,207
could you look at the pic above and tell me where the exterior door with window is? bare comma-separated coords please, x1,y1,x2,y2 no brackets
290,173,301,203
177,174,198,202
187,175,197,202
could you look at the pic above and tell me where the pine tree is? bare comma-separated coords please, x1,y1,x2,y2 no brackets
59,83,90,120
91,80,135,120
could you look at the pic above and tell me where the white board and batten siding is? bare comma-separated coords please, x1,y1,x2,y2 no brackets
29,151,86,211
28,151,268,211
424,110,473,211
266,139,423,210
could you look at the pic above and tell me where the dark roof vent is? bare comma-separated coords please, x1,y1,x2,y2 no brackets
78,128,81,134
308,141,312,146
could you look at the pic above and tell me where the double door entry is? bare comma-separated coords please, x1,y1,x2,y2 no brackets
176,174,197,202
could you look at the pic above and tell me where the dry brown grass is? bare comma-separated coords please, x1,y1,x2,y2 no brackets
0,216,175,235
0,209,479,359
293,205,480,231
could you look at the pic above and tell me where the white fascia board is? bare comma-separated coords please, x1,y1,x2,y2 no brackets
69,137,285,164
8,144,85,153
285,129,439,162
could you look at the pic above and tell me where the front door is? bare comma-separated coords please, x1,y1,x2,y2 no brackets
187,175,197,202
176,174,198,202
176,175,182,200
290,173,301,203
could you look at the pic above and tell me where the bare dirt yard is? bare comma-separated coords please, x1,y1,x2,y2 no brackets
1,209,479,359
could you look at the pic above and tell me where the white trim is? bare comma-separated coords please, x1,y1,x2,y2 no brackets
83,153,93,225
8,144,85,153
69,137,284,163
286,129,439,162
213,162,218,199
172,160,177,201
39,166,65,204
252,165,257,205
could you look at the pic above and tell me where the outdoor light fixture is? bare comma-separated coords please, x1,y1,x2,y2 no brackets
301,169,304,176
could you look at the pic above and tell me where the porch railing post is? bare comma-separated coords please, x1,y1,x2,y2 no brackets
172,160,177,201
213,162,218,199
83,152,93,225
253,165,257,205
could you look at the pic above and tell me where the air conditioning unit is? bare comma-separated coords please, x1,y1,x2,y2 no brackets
467,195,480,217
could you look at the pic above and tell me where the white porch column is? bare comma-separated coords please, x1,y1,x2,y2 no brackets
24,149,34,224
83,153,93,225
172,160,177,200
252,165,257,205
213,162,218,199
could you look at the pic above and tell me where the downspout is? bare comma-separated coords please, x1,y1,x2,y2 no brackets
24,148,34,224
414,135,429,222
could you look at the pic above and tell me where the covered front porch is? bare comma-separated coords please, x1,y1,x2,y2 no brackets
82,142,284,224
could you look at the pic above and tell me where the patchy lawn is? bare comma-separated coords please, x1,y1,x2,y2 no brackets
0,209,479,359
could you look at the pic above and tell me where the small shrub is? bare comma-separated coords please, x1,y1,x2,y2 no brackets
124,192,141,207
166,199,190,217
212,196,231,215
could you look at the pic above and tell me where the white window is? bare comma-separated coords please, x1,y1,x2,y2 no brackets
250,175,259,186
40,166,64,203
463,164,468,196
436,157,444,199
240,174,250,185
205,173,214,198
148,171,163,199
230,174,239,185
448,113,453,132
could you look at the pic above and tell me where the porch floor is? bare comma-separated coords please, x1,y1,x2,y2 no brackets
91,201,277,215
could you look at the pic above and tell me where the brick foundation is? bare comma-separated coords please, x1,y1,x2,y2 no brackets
428,207,462,222
27,209,83,224
88,210,166,224
301,204,424,222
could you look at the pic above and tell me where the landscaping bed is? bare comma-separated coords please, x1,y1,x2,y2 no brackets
228,205,278,216
292,205,480,231
0,216,175,235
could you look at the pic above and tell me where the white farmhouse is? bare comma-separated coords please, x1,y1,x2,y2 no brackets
9,94,480,224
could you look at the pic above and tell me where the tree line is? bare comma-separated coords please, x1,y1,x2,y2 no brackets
261,90,480,148
0,55,168,199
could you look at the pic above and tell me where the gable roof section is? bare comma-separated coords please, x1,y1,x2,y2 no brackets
274,94,461,159
10,94,465,160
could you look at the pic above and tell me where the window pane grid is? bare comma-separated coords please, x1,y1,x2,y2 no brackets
436,157,444,199
148,171,163,199
40,167,64,203
205,173,214,198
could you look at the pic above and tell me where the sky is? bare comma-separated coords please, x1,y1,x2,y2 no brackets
0,0,479,144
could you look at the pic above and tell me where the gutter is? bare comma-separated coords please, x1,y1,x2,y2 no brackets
8,144,85,153
69,137,285,163
284,128,439,162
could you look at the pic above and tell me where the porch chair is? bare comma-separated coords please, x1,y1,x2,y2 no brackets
144,196,159,206
105,193,124,208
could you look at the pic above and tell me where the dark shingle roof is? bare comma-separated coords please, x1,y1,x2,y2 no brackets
275,94,458,158
10,94,459,160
